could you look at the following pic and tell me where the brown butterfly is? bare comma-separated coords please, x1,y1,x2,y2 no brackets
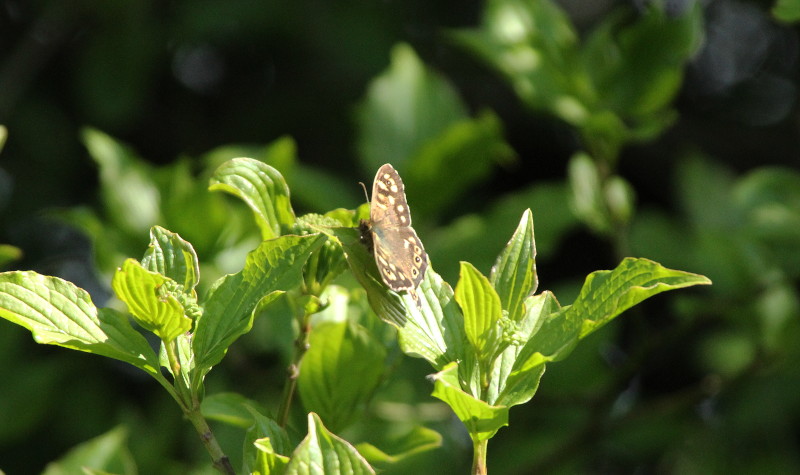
360,164,428,300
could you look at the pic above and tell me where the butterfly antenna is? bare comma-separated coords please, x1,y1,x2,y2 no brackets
358,181,370,203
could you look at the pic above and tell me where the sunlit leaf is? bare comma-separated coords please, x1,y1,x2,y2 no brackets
456,261,503,359
283,413,375,475
490,208,537,322
193,234,326,374
487,292,559,407
112,259,190,342
573,257,712,337
141,226,200,291
210,157,296,240
250,437,290,475
245,410,292,475
430,362,508,442
0,271,159,375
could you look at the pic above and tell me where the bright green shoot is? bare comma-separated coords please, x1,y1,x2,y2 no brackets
339,208,711,474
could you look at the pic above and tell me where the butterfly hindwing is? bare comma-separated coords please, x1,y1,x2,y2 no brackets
372,225,427,291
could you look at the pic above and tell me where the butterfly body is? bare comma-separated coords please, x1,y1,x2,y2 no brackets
364,164,428,298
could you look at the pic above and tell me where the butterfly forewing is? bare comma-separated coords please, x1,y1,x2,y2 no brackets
371,164,413,229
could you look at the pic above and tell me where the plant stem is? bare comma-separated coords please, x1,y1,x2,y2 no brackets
164,339,182,376
163,337,233,474
277,306,313,427
185,400,236,475
472,439,489,475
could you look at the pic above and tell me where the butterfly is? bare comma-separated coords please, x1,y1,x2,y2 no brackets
360,163,428,301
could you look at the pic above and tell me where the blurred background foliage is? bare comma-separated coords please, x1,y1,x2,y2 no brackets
1,0,800,473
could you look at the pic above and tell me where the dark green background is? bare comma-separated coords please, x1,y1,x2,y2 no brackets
2,1,800,474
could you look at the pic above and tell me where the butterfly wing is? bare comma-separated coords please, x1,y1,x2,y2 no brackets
369,163,428,296
372,225,428,292
371,163,413,228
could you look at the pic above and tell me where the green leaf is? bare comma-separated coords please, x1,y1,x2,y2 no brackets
455,261,503,360
571,257,712,338
569,152,612,234
0,124,6,152
488,292,560,407
396,267,470,371
111,259,191,342
404,111,516,218
42,426,136,475
283,413,375,475
489,208,537,322
247,410,292,456
355,43,468,173
582,3,703,118
484,259,712,410
355,426,442,467
141,226,200,291
210,157,297,240
298,321,387,432
734,167,800,267
250,437,291,475
245,410,292,475
293,214,350,294
81,127,160,234
162,331,194,386
193,233,326,373
450,0,582,122
201,392,267,429
773,0,800,23
430,362,509,442
0,271,159,375
0,244,22,268
453,0,701,153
